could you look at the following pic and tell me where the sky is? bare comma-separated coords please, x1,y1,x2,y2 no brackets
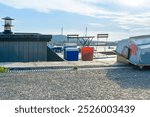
0,0,150,41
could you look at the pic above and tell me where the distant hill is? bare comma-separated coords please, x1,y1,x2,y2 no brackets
51,35,67,44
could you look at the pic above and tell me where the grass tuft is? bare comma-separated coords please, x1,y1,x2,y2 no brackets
0,67,9,73
73,66,79,70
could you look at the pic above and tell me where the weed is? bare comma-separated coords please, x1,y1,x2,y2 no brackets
0,67,9,73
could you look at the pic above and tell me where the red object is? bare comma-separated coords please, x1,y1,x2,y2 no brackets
81,47,94,61
130,44,138,56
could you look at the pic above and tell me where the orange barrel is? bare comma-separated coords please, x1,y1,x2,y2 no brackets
81,47,94,61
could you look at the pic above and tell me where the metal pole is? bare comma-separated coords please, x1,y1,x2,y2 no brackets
61,27,64,45
61,27,63,35
85,27,87,37
97,35,98,58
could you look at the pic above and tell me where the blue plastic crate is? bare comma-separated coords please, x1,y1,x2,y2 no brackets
64,48,79,61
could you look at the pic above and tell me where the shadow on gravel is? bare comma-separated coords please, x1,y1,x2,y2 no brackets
106,66,150,89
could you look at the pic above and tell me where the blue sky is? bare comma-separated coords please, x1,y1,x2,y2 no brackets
0,0,150,41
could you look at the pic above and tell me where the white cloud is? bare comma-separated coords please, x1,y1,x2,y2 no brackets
0,0,126,16
88,23,104,27
0,0,109,16
79,0,101,3
79,0,150,7
117,0,149,7
1,0,150,40
119,25,130,30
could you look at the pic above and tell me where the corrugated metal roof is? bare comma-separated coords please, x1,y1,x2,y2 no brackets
0,33,52,42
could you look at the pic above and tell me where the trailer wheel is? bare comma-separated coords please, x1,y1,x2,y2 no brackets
139,66,144,70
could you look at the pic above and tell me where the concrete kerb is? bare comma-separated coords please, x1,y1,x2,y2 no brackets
7,63,128,71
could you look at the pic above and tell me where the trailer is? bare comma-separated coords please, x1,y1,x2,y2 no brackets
116,35,150,69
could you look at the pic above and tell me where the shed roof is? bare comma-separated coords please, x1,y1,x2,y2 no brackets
0,33,52,42
2,17,14,20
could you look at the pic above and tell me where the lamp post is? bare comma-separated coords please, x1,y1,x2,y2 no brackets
2,16,14,34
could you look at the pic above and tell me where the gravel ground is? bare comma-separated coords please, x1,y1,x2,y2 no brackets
0,67,150,100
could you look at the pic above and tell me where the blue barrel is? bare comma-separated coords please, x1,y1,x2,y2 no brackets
64,48,79,61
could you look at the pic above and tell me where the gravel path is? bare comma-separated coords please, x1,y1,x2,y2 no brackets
0,68,150,100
